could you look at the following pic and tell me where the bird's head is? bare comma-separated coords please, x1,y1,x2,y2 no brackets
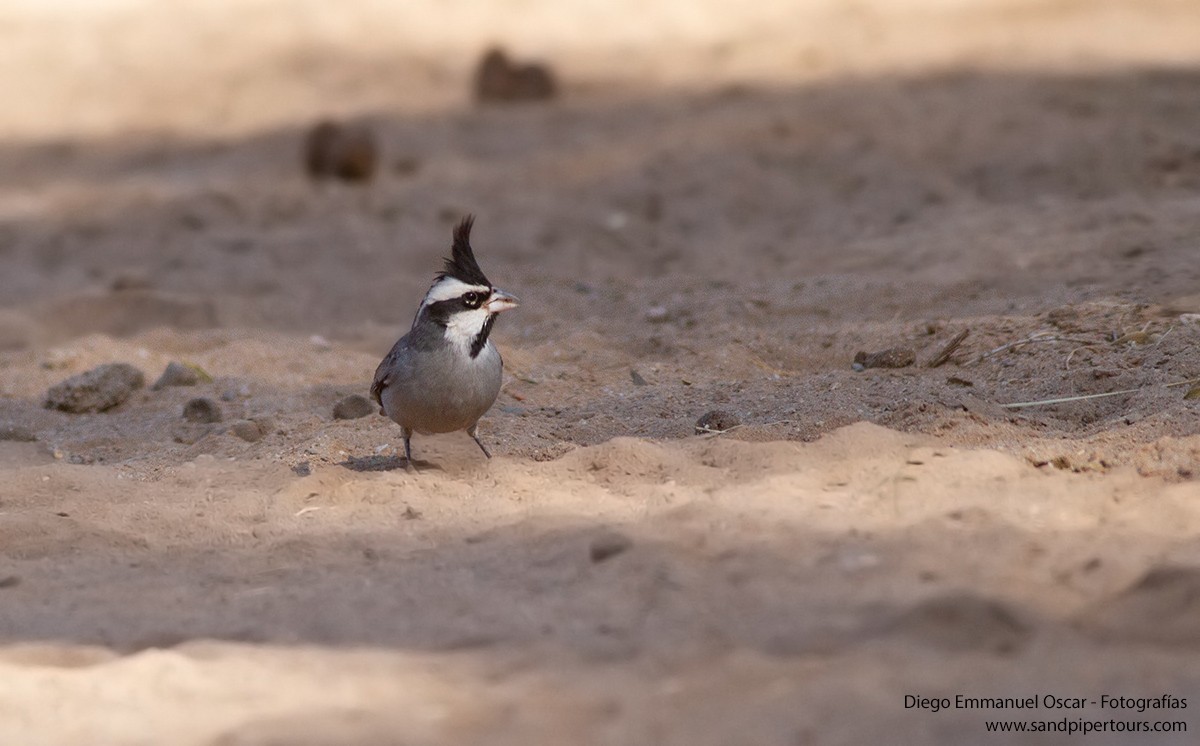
414,216,519,357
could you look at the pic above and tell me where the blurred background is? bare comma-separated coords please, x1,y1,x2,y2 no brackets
2,0,1198,343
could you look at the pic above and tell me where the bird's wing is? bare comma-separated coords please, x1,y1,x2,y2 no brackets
371,335,414,409
369,368,387,407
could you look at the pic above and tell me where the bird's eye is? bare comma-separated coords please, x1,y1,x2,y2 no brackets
463,292,482,307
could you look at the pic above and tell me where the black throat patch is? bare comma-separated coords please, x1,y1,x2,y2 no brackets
470,314,497,358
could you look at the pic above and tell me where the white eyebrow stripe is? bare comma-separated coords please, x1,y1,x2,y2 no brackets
421,277,491,304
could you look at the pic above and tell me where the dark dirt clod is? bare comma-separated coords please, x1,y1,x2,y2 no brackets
474,47,558,103
852,347,917,370
44,363,145,413
182,397,223,424
333,394,374,420
695,410,741,435
303,119,379,182
589,531,633,563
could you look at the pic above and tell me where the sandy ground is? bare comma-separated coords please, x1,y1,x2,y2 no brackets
2,0,1200,743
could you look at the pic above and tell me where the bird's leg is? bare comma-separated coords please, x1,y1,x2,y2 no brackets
402,427,417,471
467,424,492,459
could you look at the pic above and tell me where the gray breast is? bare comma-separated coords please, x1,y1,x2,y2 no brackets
380,340,503,434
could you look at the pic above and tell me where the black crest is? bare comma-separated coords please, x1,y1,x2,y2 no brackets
437,216,491,287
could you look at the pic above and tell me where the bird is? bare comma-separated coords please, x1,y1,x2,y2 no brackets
371,216,519,467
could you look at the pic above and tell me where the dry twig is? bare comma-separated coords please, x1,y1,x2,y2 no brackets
1000,377,1200,409
968,331,1100,365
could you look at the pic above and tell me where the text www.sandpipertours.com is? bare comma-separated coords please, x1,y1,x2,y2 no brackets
906,694,1188,735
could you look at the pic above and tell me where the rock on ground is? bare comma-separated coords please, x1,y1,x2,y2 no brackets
43,364,145,414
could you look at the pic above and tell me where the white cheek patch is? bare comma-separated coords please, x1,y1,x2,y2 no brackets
442,306,494,356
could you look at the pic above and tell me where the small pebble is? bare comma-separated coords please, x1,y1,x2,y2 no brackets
695,410,740,435
852,347,916,371
109,271,152,292
220,384,251,401
44,363,145,413
292,462,312,477
229,419,265,443
630,369,648,386
644,306,671,323
605,211,629,231
333,394,374,420
589,531,632,563
152,361,203,390
182,397,223,424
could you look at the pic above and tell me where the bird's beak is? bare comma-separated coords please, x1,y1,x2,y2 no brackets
485,289,520,313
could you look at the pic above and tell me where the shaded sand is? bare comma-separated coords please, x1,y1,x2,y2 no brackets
2,0,1200,743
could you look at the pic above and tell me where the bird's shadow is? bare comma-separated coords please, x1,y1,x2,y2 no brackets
337,454,439,472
